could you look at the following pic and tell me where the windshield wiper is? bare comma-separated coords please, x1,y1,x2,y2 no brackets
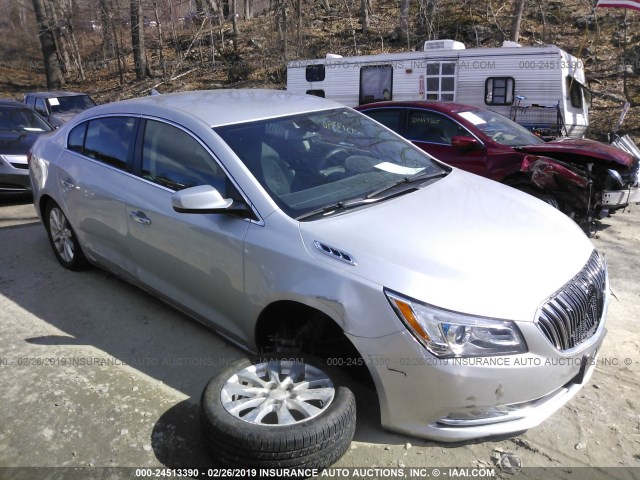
296,197,381,221
365,170,449,200
296,170,449,221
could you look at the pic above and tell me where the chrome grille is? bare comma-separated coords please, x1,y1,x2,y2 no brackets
536,251,607,351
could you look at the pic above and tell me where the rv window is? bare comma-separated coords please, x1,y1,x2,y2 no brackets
306,90,326,98
424,62,456,101
306,65,325,82
359,65,393,104
485,77,514,106
566,76,583,109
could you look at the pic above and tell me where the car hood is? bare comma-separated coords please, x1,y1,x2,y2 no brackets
0,131,43,155
517,137,635,167
299,169,594,324
50,112,80,125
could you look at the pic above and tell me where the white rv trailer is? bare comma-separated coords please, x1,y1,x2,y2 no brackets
287,40,589,137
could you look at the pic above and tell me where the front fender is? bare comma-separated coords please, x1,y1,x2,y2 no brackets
520,155,589,190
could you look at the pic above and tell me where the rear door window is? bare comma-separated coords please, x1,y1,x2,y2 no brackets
84,117,137,170
407,109,468,144
362,108,404,134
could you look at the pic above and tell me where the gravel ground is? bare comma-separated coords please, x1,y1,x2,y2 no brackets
0,197,639,479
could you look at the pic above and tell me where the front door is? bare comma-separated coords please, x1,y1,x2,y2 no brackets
125,118,250,341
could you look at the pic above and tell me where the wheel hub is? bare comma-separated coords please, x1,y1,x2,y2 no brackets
220,360,335,426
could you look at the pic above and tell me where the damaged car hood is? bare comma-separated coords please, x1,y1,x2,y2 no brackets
299,169,594,324
517,137,635,167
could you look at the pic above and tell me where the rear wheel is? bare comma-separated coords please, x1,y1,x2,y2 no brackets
44,202,87,271
200,356,356,469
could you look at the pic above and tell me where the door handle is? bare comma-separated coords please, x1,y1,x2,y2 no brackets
60,178,75,189
129,210,152,225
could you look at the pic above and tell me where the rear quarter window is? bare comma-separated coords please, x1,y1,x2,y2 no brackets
67,122,87,153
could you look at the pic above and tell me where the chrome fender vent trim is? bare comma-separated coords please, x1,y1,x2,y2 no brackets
313,241,357,266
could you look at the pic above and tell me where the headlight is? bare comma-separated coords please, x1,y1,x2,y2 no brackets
385,289,527,358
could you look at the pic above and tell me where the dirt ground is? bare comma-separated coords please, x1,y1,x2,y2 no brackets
0,196,639,479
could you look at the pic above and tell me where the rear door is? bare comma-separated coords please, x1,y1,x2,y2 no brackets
57,115,138,277
125,118,250,339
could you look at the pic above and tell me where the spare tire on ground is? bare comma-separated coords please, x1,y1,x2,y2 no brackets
200,356,356,469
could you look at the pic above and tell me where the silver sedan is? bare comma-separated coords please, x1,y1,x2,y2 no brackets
29,90,608,468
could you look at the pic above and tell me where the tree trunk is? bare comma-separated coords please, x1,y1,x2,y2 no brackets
44,0,72,76
99,0,114,58
130,0,148,80
244,0,252,20
510,0,526,43
231,0,239,34
297,0,302,45
361,0,369,34
399,0,410,45
32,0,64,89
152,0,165,77
59,0,85,80
195,0,205,15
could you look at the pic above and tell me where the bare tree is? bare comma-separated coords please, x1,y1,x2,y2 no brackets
43,0,72,76
244,0,252,20
361,0,370,34
151,0,165,77
32,0,64,89
398,0,410,45
99,0,125,84
130,0,148,79
231,0,239,34
418,0,438,39
56,0,85,80
510,0,526,42
296,0,302,45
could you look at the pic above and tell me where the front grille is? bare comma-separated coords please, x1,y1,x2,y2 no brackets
536,250,607,351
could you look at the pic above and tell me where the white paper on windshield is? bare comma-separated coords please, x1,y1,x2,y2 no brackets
24,127,45,132
48,97,60,106
374,162,425,175
458,111,486,125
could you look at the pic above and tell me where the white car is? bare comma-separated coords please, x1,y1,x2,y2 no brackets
29,90,608,468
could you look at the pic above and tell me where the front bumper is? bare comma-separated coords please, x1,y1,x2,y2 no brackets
347,316,606,442
602,186,639,207
0,156,31,194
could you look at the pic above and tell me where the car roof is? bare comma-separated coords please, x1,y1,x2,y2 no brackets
0,99,32,108
356,100,481,115
77,89,345,127
25,91,90,98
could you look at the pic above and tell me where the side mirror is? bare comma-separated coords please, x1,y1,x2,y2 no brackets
451,136,480,151
172,185,252,217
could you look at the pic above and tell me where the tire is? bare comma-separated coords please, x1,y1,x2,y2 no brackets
44,201,87,271
200,356,356,469
513,184,560,210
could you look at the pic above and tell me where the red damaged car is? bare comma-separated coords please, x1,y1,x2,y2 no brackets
356,101,639,230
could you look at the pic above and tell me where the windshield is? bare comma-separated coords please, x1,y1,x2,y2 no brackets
0,107,53,132
47,95,96,113
457,109,544,146
215,108,448,219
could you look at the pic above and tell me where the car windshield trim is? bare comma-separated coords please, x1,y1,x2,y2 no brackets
214,108,448,220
